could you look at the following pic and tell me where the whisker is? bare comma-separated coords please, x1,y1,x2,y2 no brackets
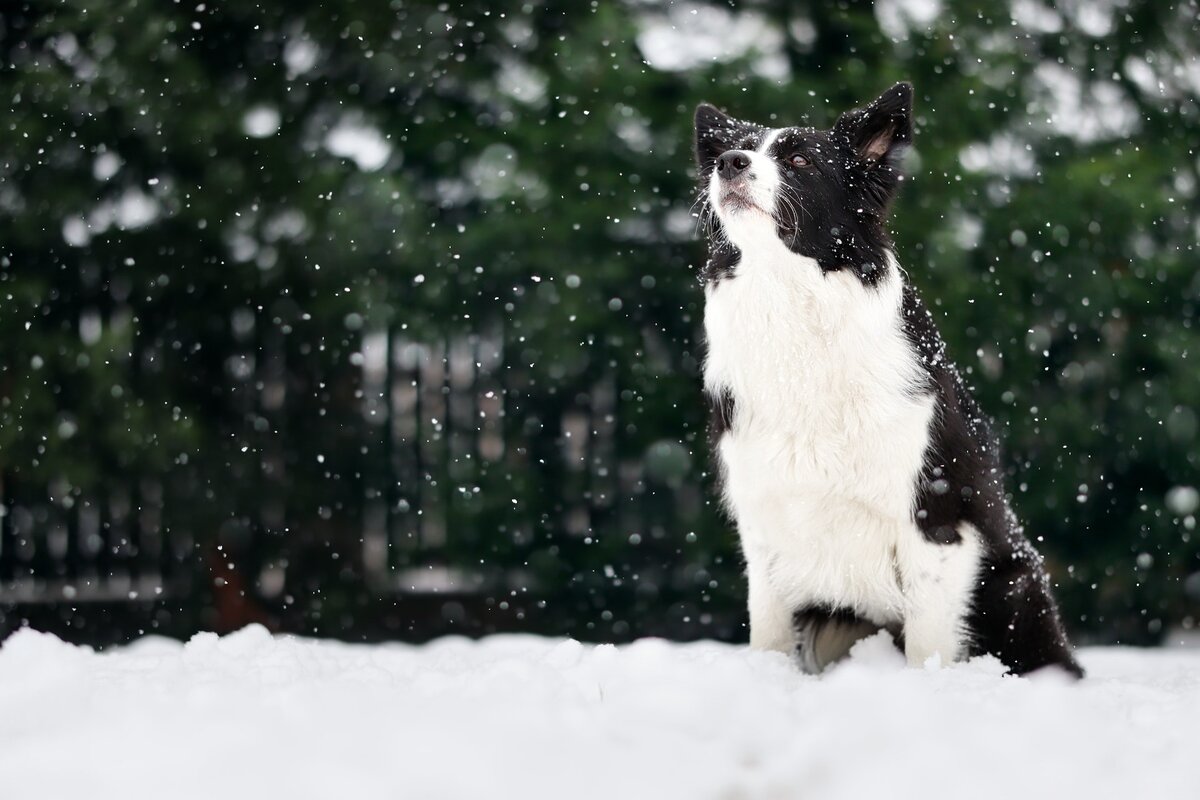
775,183,811,230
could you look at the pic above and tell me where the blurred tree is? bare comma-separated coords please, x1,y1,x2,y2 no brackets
0,0,1196,646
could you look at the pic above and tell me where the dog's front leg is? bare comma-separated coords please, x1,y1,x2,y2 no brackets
897,525,983,668
745,554,796,655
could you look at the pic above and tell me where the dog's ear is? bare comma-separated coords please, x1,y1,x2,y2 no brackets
835,82,913,166
694,103,742,173
834,83,914,213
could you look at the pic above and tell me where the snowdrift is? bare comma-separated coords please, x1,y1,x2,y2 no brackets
2,625,1196,799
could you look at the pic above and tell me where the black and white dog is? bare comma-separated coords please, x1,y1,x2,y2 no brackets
694,83,1082,677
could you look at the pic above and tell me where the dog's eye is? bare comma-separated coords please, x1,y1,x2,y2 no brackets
789,154,810,168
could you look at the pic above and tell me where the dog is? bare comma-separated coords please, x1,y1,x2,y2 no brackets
694,83,1082,677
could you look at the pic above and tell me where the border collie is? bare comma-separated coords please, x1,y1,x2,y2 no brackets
694,83,1082,677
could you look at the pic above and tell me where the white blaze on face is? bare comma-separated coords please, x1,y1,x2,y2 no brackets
708,128,784,252
758,128,784,157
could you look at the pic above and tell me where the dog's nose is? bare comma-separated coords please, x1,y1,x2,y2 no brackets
716,151,751,181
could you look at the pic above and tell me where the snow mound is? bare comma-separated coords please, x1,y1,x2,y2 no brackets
2,626,1196,799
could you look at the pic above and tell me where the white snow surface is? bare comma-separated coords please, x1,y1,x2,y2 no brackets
2,626,1197,800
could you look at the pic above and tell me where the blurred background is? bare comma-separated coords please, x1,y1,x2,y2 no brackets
1,0,1197,649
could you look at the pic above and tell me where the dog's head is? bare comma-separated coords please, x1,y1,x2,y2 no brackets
694,83,913,285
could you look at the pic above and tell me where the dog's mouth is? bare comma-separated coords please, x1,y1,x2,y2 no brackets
718,189,770,217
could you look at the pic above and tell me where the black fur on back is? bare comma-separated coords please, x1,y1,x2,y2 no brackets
902,285,1083,676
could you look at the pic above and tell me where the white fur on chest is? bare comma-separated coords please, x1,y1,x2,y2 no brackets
703,241,936,621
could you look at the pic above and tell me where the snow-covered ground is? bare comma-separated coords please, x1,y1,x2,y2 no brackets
2,626,1197,800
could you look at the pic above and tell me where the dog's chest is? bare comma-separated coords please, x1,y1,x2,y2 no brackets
703,261,935,525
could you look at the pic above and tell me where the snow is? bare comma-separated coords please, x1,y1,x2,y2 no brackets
62,188,162,247
1032,63,1140,143
324,116,393,172
1165,485,1198,517
875,0,943,41
636,5,788,80
243,105,281,138
2,626,1197,799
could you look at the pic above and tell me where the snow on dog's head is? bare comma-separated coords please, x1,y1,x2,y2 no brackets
694,83,913,285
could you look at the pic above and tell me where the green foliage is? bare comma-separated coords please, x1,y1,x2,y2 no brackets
1,0,1197,645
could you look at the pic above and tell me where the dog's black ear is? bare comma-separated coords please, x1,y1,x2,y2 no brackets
834,83,914,213
835,82,913,166
694,103,741,173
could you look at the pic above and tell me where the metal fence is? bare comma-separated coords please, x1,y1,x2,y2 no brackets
0,324,731,645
